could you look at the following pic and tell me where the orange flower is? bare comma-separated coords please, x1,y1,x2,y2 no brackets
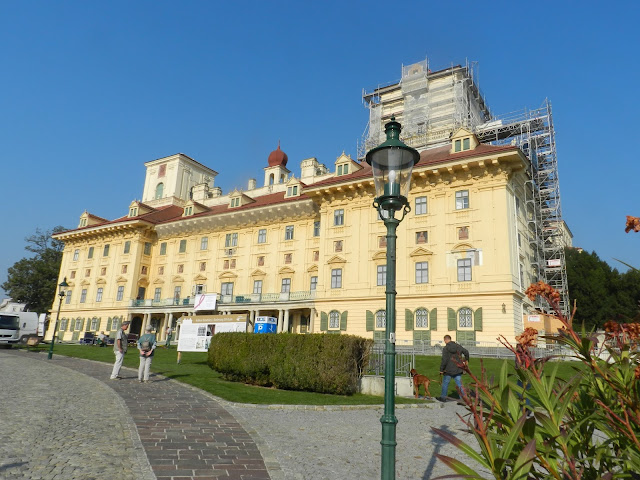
625,216,640,233
525,281,561,303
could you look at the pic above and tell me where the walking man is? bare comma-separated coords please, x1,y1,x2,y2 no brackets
110,320,130,379
439,334,470,401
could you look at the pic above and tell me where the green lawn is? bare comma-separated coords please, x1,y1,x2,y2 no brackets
18,343,581,405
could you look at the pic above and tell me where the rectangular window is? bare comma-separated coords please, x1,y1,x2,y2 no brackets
103,244,110,257
329,311,340,328
415,197,427,215
343,164,349,174
91,318,99,331
415,231,427,244
173,286,181,301
377,265,387,286
195,285,205,296
201,237,209,250
457,258,472,282
154,288,161,302
310,276,317,290
65,290,72,304
179,239,187,253
121,265,127,274
337,165,342,176
258,229,267,243
88,247,94,259
331,268,342,289
454,139,461,152
73,249,79,261
334,209,344,226
143,242,151,255
123,241,131,254
225,233,238,247
116,286,124,301
281,278,291,293
160,242,167,255
463,138,470,150
80,289,87,303
221,282,234,296
455,190,469,210
376,310,386,329
253,280,263,294
313,221,320,237
415,262,429,284
285,225,294,240
95,287,103,302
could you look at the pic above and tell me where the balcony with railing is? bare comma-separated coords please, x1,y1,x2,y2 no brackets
129,290,316,308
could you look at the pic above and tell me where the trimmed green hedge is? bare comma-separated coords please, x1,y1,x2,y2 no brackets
208,333,373,395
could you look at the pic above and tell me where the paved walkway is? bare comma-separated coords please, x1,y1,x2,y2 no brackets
0,349,487,480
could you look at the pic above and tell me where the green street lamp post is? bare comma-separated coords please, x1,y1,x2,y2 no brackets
366,116,420,480
47,278,69,360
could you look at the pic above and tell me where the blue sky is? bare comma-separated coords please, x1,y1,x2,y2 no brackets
1,1,639,301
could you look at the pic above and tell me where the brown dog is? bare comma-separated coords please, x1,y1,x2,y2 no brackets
410,368,432,399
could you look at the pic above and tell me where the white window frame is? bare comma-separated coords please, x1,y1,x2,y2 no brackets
124,241,131,254
201,237,209,250
154,288,162,302
455,190,469,210
96,288,103,302
143,242,151,255
87,247,94,259
377,265,386,286
160,242,167,255
415,262,429,284
310,276,317,290
334,209,344,226
91,318,99,331
179,239,187,253
415,196,427,215
253,280,263,294
375,310,386,329
415,308,428,328
313,221,321,237
73,249,79,261
103,244,110,257
116,286,124,301
457,258,472,282
257,229,267,243
285,225,294,240
331,268,342,289
65,290,72,304
329,311,340,329
80,289,87,303
221,282,234,296
459,308,473,328
281,278,291,293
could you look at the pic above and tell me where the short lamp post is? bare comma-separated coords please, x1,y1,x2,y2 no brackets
366,116,420,480
47,278,69,360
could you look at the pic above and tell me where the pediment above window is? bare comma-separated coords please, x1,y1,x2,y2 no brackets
279,266,295,274
193,274,207,281
218,271,238,279
452,243,474,252
80,279,90,286
251,269,266,277
307,264,318,273
172,275,185,283
96,278,107,285
327,255,346,265
115,276,127,283
372,251,387,261
153,278,165,284
410,247,434,257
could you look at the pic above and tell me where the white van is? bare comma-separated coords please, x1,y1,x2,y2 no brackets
0,312,43,347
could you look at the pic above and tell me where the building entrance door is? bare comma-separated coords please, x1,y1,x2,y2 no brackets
131,316,143,336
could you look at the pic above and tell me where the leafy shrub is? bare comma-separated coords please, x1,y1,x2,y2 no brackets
208,332,372,395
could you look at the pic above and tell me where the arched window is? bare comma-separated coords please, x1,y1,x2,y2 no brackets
155,183,164,199
415,308,428,328
280,174,285,183
329,311,340,329
458,307,472,328
375,310,386,329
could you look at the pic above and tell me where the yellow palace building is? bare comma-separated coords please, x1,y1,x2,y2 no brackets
46,126,539,346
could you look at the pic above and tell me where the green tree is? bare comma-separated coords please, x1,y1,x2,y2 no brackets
564,247,640,329
2,226,66,313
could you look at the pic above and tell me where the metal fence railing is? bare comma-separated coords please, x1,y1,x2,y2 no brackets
366,340,576,377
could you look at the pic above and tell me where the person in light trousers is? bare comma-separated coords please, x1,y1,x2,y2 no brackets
110,321,130,379
137,325,157,383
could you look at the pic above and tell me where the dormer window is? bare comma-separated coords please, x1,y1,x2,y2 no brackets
129,207,138,217
184,206,193,216
337,164,349,176
79,218,87,227
230,197,240,208
454,137,471,152
286,185,299,197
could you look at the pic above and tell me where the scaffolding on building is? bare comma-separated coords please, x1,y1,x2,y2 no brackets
358,60,569,317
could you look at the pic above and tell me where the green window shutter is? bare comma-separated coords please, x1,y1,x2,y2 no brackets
366,310,374,332
374,331,385,342
320,312,328,331
458,331,476,343
340,311,348,331
80,318,85,330
447,308,456,331
69,319,75,331
474,307,483,332
413,330,431,342
106,318,112,331
430,308,437,331
405,309,414,331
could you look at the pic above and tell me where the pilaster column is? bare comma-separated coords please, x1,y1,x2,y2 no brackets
283,310,290,333
309,308,316,333
277,310,284,333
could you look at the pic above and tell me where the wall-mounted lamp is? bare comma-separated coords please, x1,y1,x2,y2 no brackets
502,303,507,314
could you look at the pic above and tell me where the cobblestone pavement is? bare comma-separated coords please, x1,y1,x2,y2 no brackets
0,351,153,480
2,350,489,480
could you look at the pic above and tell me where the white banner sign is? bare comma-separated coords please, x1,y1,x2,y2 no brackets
193,293,217,311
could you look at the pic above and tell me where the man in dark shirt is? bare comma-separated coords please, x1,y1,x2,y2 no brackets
439,335,470,401
110,321,130,379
